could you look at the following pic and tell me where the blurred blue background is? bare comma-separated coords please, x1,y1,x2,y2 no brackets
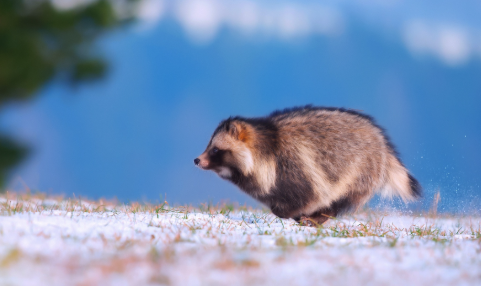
1,0,480,212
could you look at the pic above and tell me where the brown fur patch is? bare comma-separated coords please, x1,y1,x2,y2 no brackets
229,121,250,143
238,128,248,142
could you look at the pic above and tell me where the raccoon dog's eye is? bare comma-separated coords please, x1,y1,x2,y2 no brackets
212,147,219,154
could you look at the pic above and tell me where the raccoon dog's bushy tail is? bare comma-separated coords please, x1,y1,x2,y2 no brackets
407,173,422,198
382,154,422,202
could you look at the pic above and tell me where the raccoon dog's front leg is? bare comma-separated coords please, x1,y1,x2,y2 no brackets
270,204,298,220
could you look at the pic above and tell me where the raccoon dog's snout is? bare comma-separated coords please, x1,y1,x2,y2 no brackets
194,154,210,169
195,105,422,226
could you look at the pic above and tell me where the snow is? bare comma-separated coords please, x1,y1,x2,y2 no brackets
0,197,480,285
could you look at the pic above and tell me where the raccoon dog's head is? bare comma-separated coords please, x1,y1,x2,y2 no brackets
194,120,254,180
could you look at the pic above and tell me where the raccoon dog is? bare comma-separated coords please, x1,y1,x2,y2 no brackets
194,106,421,225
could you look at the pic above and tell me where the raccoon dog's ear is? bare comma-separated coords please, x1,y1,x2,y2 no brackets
228,122,248,142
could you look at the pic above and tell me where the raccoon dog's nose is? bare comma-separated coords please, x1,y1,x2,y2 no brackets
194,158,200,165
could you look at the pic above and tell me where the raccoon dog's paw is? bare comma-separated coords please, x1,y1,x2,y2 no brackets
296,216,330,227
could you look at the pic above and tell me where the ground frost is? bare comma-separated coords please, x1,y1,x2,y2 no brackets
0,196,480,285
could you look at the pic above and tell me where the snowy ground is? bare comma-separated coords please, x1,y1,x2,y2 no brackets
0,194,480,286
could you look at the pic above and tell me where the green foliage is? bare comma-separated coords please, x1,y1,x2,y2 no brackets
0,0,137,190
